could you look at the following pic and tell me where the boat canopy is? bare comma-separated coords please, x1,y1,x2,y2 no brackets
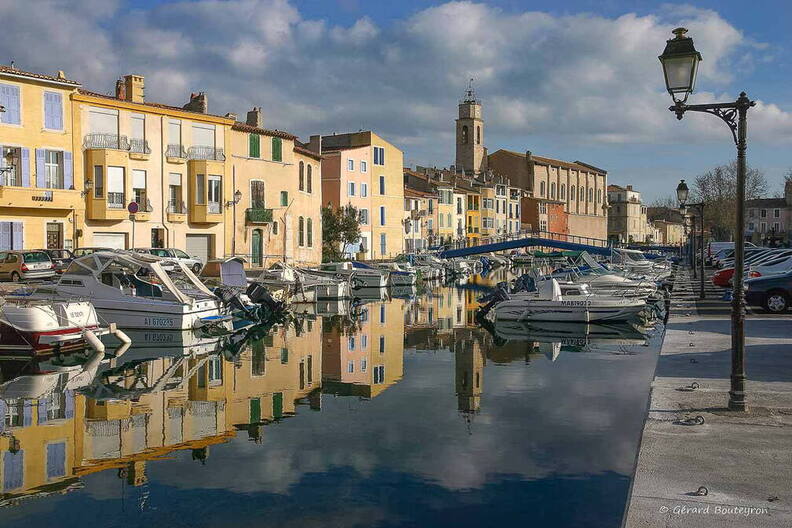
536,278,563,301
200,257,248,288
532,250,583,259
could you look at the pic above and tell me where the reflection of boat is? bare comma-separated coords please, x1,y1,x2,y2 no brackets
389,285,417,299
104,328,241,359
373,262,417,286
254,262,351,301
491,320,649,346
315,262,387,288
353,287,387,301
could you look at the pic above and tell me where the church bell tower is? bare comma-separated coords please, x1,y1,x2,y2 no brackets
455,79,486,176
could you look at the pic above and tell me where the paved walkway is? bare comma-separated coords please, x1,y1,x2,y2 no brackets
623,266,792,527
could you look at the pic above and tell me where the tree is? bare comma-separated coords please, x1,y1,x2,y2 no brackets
321,204,361,262
692,161,768,241
650,194,679,209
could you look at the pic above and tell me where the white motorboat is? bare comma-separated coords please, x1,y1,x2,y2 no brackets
486,278,647,323
36,251,230,331
401,254,445,281
373,262,417,286
315,262,387,289
256,262,351,301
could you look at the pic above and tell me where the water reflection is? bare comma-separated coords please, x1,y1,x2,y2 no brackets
0,279,660,527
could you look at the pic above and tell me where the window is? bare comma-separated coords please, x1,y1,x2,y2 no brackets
374,365,385,384
597,189,602,203
760,222,767,233
298,161,304,191
168,173,182,212
447,213,451,227
307,218,313,247
774,209,780,218
361,183,368,197
168,119,182,147
307,165,312,193
773,222,780,232
476,126,481,145
249,133,260,158
280,347,289,363
348,159,354,171
348,182,356,196
208,175,222,212
280,191,288,207
761,209,767,218
540,181,545,197
208,356,223,386
195,174,206,205
373,146,385,165
361,358,367,371
298,216,305,246
439,214,444,228
360,209,369,225
379,335,385,354
0,83,21,125
579,187,585,201
43,91,63,130
348,336,355,350
272,137,282,162
251,180,265,208
43,150,64,189
130,113,146,153
589,188,594,202
347,361,354,373
379,233,386,256
132,169,146,206
428,199,434,213
379,206,386,226
571,185,576,200
748,222,755,230
550,182,556,199
46,442,66,480
361,160,367,173
560,184,566,200
0,147,21,186
380,303,386,323
273,221,279,235
192,123,216,148
379,175,385,195
107,166,125,208
461,125,469,144
3,450,24,490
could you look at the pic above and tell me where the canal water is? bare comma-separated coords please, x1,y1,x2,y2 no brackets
0,274,663,527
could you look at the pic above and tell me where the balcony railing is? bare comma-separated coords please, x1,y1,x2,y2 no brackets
129,138,151,155
84,133,130,151
108,192,125,208
208,202,221,214
246,207,274,223
166,144,188,159
188,146,226,161
167,200,186,214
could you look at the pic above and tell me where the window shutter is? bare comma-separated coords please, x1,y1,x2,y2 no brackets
0,84,21,125
63,151,73,189
0,222,10,250
65,390,74,419
52,93,63,130
21,148,30,187
23,400,33,426
35,149,45,188
272,137,282,162
0,399,6,434
12,222,23,250
37,397,49,424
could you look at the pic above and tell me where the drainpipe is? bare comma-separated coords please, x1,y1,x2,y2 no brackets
231,164,236,256
160,115,170,247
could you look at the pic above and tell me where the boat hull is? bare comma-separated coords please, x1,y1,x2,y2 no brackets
493,299,646,323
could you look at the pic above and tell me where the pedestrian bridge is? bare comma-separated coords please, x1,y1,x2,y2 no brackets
438,235,613,259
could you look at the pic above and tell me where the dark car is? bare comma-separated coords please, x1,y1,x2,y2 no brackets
38,248,75,274
745,270,792,313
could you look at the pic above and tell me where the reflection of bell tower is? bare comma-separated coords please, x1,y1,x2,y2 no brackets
455,338,484,413
455,79,486,176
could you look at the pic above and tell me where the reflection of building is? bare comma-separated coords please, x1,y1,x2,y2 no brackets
0,319,322,504
455,336,484,413
322,299,405,398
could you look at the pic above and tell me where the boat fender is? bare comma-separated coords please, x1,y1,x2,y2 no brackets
83,329,105,354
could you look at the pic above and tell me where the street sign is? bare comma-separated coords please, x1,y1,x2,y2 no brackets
127,201,139,214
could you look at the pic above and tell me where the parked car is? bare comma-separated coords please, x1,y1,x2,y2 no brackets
0,250,55,281
708,242,756,267
712,249,790,286
38,248,75,274
745,270,792,313
73,247,115,257
132,248,203,273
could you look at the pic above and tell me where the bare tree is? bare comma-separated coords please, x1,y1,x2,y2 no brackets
692,161,768,241
650,194,678,208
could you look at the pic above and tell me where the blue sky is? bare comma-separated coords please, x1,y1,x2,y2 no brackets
5,0,792,201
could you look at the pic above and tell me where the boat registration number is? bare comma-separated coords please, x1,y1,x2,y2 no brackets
144,332,174,343
144,317,175,328
560,300,592,307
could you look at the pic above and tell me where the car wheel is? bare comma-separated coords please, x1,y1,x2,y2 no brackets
10,272,21,282
192,263,202,273
764,290,789,313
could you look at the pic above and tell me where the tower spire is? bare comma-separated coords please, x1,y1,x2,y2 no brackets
462,78,479,104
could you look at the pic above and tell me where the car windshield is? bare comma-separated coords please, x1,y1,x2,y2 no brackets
23,252,50,263
48,250,71,259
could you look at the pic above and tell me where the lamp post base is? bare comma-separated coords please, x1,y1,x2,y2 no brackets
728,393,747,412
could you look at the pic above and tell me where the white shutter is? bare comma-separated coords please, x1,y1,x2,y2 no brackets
169,120,181,144
169,173,182,186
192,123,215,147
89,107,119,135
132,169,146,189
130,113,145,140
107,166,124,193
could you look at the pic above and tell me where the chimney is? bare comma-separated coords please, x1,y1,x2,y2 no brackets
183,92,208,114
224,112,237,121
246,107,262,128
115,78,126,100
307,134,321,154
123,74,145,103
57,70,66,80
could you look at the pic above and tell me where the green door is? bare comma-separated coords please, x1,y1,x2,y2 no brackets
272,392,283,419
252,229,263,267
249,398,261,424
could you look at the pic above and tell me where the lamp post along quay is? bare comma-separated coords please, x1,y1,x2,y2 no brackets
660,27,755,411
676,179,705,300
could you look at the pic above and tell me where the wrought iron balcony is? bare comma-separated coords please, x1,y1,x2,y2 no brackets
107,192,125,209
167,200,186,214
84,133,130,151
246,207,273,223
188,146,226,161
166,144,188,159
129,138,151,155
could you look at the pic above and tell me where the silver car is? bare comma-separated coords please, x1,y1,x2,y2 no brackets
132,248,203,273
0,250,56,281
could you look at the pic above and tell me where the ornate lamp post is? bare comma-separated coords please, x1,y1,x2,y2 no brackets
660,28,753,411
676,179,705,299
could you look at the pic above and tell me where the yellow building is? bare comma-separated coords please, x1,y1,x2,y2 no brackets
0,65,83,250
75,75,234,261
228,109,323,267
320,131,404,259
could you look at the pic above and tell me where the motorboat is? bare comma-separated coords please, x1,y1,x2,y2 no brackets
372,262,417,286
35,251,231,331
315,262,387,289
482,278,648,323
0,295,129,356
255,262,351,301
399,254,445,281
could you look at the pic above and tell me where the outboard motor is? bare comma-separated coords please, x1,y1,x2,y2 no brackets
215,286,258,320
512,274,536,294
477,283,511,319
246,283,287,319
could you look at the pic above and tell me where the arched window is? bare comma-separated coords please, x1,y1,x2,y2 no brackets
560,184,566,200
540,181,546,197
298,216,305,247
597,189,602,203
579,187,585,201
476,126,481,145
298,161,305,191
589,188,593,202
461,125,468,144
570,185,575,200
306,164,312,193
550,182,556,199
307,218,313,247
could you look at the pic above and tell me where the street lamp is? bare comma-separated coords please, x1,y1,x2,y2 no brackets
660,28,754,411
676,179,705,299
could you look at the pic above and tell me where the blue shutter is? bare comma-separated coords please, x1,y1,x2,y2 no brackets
37,397,48,424
3,451,24,491
46,442,66,480
12,222,23,251
22,400,32,427
45,92,63,130
0,399,6,434
44,92,53,129
0,84,20,125
9,85,20,125
21,148,30,187
35,149,45,188
64,151,73,189
0,222,10,250
64,390,74,419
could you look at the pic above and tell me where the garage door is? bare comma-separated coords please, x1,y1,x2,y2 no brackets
185,234,211,264
93,232,127,249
